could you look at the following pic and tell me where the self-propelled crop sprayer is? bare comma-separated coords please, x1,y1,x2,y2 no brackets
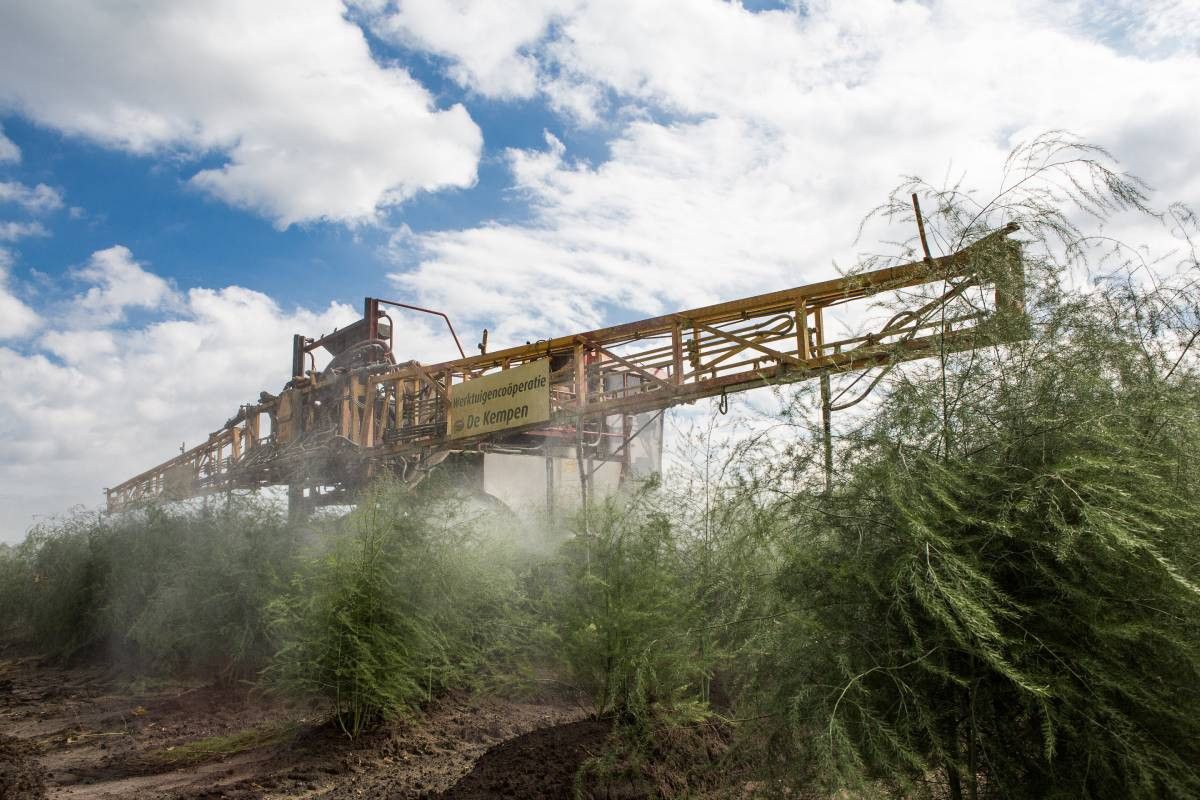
106,221,1024,518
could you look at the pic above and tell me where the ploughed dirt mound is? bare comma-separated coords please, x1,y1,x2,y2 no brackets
423,715,742,800
291,697,587,800
1,733,48,800
425,717,611,800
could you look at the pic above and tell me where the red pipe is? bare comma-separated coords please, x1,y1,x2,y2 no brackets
373,298,467,359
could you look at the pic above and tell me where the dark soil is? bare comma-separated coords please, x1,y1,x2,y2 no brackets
2,657,743,799
425,717,611,800
0,655,588,799
312,697,588,800
1,734,48,796
0,733,48,800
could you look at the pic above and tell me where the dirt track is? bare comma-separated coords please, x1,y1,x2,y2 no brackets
0,656,601,799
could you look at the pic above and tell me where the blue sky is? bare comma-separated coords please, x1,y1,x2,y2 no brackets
5,116,377,306
0,5,633,320
0,0,1198,540
0,73,585,314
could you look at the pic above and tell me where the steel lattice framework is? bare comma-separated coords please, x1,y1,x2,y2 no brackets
105,223,1023,514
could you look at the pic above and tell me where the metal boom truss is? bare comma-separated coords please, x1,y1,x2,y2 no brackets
105,223,1024,513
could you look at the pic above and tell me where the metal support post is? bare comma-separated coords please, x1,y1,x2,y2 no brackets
576,415,591,538
820,373,833,496
287,484,305,522
545,445,555,523
291,334,306,379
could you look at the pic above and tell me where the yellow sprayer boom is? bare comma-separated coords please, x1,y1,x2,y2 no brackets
106,223,1023,516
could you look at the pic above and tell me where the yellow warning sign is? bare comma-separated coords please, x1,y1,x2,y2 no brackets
448,359,551,440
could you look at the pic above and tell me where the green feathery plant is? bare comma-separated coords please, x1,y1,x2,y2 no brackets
543,489,704,722
265,479,528,737
757,133,1200,799
1,500,300,678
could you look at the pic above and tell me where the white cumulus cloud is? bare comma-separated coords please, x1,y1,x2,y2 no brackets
1072,0,1200,54
0,221,47,242
386,0,1200,348
368,0,577,98
0,249,38,340
0,125,18,163
0,0,483,227
0,181,64,214
74,246,178,324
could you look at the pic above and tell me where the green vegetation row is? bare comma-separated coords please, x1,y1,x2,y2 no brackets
2,135,1198,798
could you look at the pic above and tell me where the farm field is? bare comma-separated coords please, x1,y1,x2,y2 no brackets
2,140,1198,800
0,655,630,799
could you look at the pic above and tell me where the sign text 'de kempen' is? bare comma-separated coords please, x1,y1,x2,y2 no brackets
448,358,550,440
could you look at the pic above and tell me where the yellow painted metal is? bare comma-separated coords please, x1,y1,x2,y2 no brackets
448,358,551,439
105,224,1023,512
